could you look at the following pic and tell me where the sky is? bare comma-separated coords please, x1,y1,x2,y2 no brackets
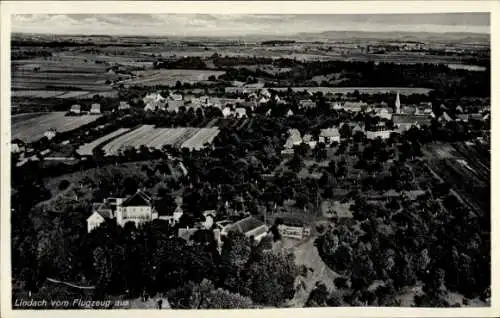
11,13,490,37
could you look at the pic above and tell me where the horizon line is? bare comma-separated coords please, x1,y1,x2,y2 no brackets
12,29,491,39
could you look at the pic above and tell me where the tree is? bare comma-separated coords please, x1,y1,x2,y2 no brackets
306,282,329,307
122,177,139,196
92,246,114,293
350,255,376,290
246,252,299,306
203,288,254,309
168,280,254,309
58,179,70,191
220,231,252,291
339,123,352,140
287,154,304,173
334,276,349,289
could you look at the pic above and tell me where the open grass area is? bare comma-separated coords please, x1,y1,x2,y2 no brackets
123,69,226,86
12,112,101,143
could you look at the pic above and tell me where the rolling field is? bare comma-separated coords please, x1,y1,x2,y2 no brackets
12,57,121,94
12,90,118,99
11,90,65,98
11,112,45,123
181,128,221,150
271,86,433,95
12,112,101,143
423,142,490,215
123,69,226,86
101,125,220,155
76,128,131,156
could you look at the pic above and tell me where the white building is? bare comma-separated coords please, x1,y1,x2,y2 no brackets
376,107,393,120
118,101,131,110
11,139,25,153
44,129,57,140
86,191,158,233
90,103,101,114
298,99,316,109
143,93,167,111
235,107,247,118
319,128,340,144
222,106,233,117
366,130,393,140
70,104,81,114
169,93,183,101
260,88,272,98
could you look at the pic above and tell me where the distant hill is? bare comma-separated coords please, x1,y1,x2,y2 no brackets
12,29,490,46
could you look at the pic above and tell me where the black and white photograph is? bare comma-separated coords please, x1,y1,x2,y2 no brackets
1,1,497,315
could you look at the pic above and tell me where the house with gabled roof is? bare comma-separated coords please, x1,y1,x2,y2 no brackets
219,216,269,243
169,92,183,101
392,114,432,131
222,106,233,117
44,128,57,140
118,101,131,110
87,198,124,233
70,104,81,114
298,99,316,109
143,92,167,111
438,111,452,123
319,128,340,144
375,107,393,120
11,138,26,153
116,190,158,227
90,103,101,114
352,123,365,135
87,191,158,232
235,107,247,118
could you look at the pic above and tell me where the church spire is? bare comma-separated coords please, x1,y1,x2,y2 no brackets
395,91,401,114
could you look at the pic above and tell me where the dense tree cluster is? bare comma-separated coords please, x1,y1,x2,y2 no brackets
315,187,490,306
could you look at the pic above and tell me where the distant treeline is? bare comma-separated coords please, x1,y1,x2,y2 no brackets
261,40,296,46
12,39,149,48
11,49,53,60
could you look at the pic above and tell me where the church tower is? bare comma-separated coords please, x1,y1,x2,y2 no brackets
395,91,401,114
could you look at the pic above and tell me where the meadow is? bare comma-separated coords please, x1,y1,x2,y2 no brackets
123,69,226,87
12,112,101,143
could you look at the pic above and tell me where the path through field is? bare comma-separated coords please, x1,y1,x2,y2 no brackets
286,236,339,307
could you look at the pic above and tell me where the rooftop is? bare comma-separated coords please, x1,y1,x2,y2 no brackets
392,114,432,125
225,216,266,235
320,128,340,137
121,190,152,207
